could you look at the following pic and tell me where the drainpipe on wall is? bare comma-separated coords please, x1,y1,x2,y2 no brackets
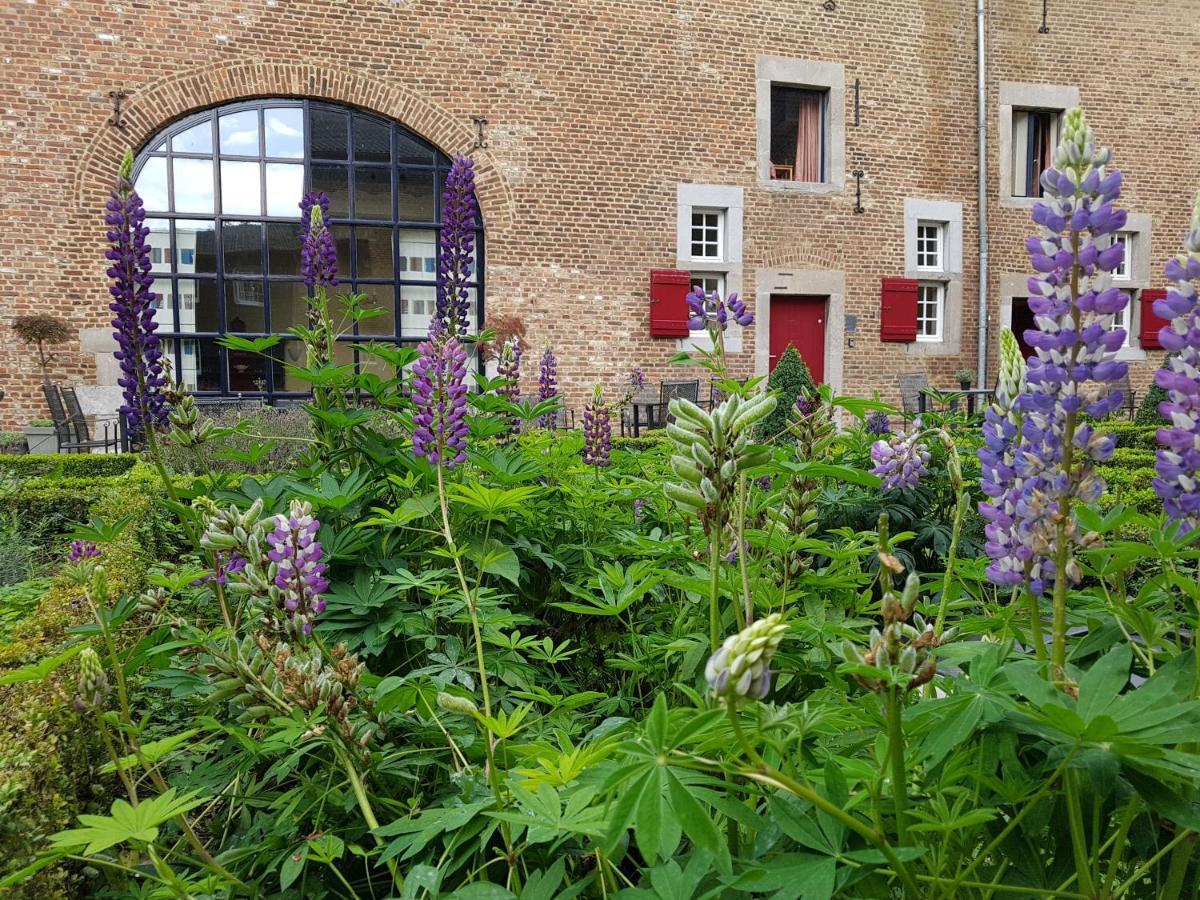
976,0,990,388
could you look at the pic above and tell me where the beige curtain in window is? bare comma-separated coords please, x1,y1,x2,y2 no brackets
795,92,822,182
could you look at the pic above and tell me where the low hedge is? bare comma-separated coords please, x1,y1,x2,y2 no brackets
0,453,140,480
0,474,160,898
1100,422,1158,451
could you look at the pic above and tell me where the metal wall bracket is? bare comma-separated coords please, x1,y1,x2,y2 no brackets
1039,0,1049,32
852,169,865,214
472,116,489,150
108,89,128,129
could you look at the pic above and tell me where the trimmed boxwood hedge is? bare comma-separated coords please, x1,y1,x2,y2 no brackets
0,453,139,480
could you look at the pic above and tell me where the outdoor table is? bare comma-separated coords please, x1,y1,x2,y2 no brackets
917,387,994,417
628,393,662,438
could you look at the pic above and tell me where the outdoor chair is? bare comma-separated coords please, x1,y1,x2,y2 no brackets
898,373,930,423
1113,372,1138,421
58,386,120,453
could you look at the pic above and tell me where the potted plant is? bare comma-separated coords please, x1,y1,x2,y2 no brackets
13,314,72,386
953,368,974,389
23,419,59,454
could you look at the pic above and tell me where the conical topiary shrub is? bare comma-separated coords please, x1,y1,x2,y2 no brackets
1135,355,1172,426
757,345,817,441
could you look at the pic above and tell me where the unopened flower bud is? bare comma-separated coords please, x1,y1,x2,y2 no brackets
705,613,788,704
437,692,480,716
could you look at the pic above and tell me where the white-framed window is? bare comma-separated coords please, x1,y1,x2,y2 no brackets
1112,231,1132,281
916,221,944,271
1012,108,1062,198
689,272,725,300
916,282,944,342
1109,290,1133,348
690,209,724,260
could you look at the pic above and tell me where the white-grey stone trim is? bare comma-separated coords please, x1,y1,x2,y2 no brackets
997,81,1080,209
753,267,845,395
676,184,744,352
902,198,964,356
755,56,845,194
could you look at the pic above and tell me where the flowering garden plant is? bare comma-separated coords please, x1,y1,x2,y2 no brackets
4,115,1200,900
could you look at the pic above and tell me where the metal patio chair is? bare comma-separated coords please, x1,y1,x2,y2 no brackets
59,386,120,453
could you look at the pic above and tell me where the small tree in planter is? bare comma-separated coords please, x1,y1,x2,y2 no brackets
953,368,974,389
13,314,71,386
757,345,816,441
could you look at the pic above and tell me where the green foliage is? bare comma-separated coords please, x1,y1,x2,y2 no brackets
0,453,139,479
756,345,816,441
1135,359,1171,426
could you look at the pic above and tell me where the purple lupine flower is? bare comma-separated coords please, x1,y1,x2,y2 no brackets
629,366,645,392
794,393,814,417
190,551,247,587
978,329,1031,586
686,287,754,332
871,428,931,492
433,156,478,337
1005,108,1129,594
411,334,470,468
266,500,328,636
582,385,611,468
68,540,100,563
107,150,169,442
537,344,559,428
1153,190,1200,532
299,192,338,290
633,497,646,520
865,411,891,435
755,475,773,491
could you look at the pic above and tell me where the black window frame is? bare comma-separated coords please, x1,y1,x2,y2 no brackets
132,98,485,399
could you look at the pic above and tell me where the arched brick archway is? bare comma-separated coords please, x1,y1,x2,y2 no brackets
72,59,514,231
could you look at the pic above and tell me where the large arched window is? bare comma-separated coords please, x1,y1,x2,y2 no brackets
132,99,483,397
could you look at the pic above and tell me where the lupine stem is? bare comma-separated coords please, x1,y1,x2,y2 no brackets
885,687,909,845
933,489,968,636
1063,770,1095,896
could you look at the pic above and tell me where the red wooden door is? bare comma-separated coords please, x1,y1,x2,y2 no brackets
769,294,827,383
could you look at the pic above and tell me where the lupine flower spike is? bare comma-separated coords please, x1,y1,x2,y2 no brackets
537,344,559,428
411,335,470,468
871,427,931,492
68,540,100,563
705,613,787,704
266,500,328,637
299,192,338,291
433,155,478,337
1153,189,1200,533
74,647,110,710
582,384,612,468
107,149,169,442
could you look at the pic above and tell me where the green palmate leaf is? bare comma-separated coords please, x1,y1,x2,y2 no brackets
467,538,521,585
1075,645,1132,722
447,483,542,519
98,728,202,774
51,789,209,855
666,771,721,858
0,643,84,685
217,334,280,354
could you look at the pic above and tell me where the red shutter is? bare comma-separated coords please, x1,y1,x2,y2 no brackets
649,269,692,337
880,277,918,343
1139,288,1170,350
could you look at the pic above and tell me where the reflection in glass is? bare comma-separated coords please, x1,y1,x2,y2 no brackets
400,284,435,337
354,114,391,163
395,131,434,166
311,165,349,217
228,347,268,392
267,223,301,276
397,170,436,220
225,279,266,332
331,226,352,276
174,221,217,273
188,280,221,333
355,227,394,278
174,279,201,332
145,219,172,274
273,341,311,392
219,111,260,155
264,107,304,158
135,157,169,212
172,158,214,213
310,107,348,160
172,121,212,154
357,283,396,335
355,167,391,219
269,282,309,333
265,163,304,216
221,161,262,216
398,231,437,281
222,222,263,274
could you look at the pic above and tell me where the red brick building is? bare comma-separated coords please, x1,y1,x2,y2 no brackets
1,0,1196,426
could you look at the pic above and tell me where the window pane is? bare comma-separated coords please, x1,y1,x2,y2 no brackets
353,114,391,163
355,167,392,219
148,282,173,331
355,227,394,278
172,158,215,213
274,340,312,391
311,164,349,217
173,279,202,331
265,163,304,216
269,281,310,332
175,221,217,273
397,170,436,220
310,107,348,160
267,222,301,276
221,161,262,215
400,284,435,337
264,107,304,158
172,120,212,154
770,86,823,182
222,221,263,274
219,110,260,155
396,132,434,166
175,338,222,392
357,283,396,335
398,231,438,281
145,219,172,274
186,279,220,332
228,346,268,392
225,279,266,332
135,157,169,212
331,225,352,276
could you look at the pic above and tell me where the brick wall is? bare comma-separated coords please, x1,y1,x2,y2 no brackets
1,0,1196,428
